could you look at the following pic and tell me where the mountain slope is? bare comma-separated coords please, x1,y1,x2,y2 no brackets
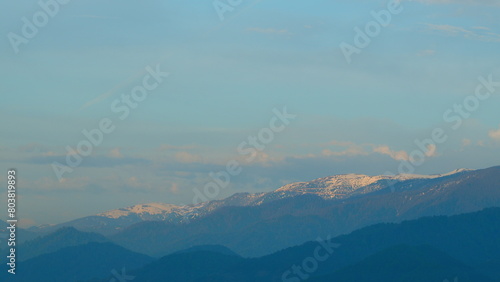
0,219,37,243
0,242,154,282
132,251,244,282
126,207,500,281
31,167,477,236
110,166,500,257
18,226,108,261
173,244,240,257
310,244,491,282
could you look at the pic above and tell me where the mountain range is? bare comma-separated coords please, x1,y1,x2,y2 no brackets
7,207,499,281
126,207,500,281
25,166,500,258
7,165,499,281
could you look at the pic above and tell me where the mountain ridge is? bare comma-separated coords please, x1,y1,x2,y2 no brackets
28,167,477,236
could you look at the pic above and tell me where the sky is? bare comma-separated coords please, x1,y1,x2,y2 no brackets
1,0,500,226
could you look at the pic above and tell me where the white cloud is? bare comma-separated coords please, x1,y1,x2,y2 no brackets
412,0,500,6
425,144,437,157
427,24,500,42
461,139,472,150
170,183,180,194
322,141,414,161
18,218,36,228
247,27,291,35
109,148,123,158
175,151,203,163
489,126,500,142
462,139,472,146
418,49,436,56
160,144,197,151
28,176,91,191
373,144,437,163
373,145,409,161
322,140,369,157
472,26,491,31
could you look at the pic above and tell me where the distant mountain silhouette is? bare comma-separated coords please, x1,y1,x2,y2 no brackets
126,207,500,281
11,166,500,281
18,226,108,261
132,251,244,282
173,244,239,257
111,166,500,257
310,244,492,282
33,166,496,238
0,242,153,282
0,219,37,243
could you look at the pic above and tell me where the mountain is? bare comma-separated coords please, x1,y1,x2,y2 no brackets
126,208,500,281
0,219,37,243
474,259,500,281
30,168,475,236
309,244,492,282
131,251,244,282
173,244,240,257
0,242,154,282
0,220,38,260
17,226,109,261
110,196,338,257
25,203,195,236
110,166,500,257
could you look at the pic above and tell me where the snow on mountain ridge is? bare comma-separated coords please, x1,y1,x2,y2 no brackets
273,169,472,199
276,174,385,192
97,169,473,220
98,203,190,219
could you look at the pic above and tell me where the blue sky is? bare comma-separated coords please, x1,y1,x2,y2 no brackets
1,0,500,226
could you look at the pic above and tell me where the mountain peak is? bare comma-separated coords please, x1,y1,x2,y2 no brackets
97,169,478,222
273,168,477,200
98,202,183,219
273,174,387,200
440,168,472,176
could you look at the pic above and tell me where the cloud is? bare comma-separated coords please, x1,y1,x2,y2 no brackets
246,27,291,35
418,49,436,56
322,141,369,157
126,176,142,188
159,144,197,151
411,0,500,6
175,151,203,163
489,126,500,142
460,139,472,150
109,148,123,158
321,141,439,162
472,26,491,31
428,24,470,34
27,176,91,191
426,24,500,42
71,15,120,20
245,153,403,183
27,155,151,168
424,144,438,157
321,140,418,161
18,218,36,228
17,143,50,153
79,68,149,110
170,183,180,194
373,145,409,161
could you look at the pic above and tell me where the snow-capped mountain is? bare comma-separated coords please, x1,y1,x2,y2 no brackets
110,166,500,257
97,202,197,221
95,169,474,225
31,168,475,235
